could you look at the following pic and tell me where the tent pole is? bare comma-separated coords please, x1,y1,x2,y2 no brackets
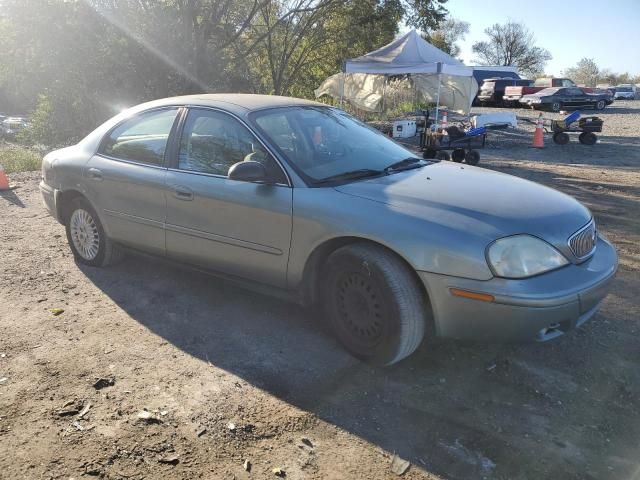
435,72,441,128
339,61,345,108
434,63,443,129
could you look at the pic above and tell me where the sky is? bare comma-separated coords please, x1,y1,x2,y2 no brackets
442,0,640,77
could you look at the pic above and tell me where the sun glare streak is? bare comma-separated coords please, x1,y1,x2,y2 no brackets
83,0,210,92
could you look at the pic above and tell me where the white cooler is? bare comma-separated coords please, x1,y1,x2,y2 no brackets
392,120,417,138
472,112,517,129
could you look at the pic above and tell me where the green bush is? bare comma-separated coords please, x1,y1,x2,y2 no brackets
0,145,42,173
16,94,56,147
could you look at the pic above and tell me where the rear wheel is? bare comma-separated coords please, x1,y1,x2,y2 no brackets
64,197,123,267
322,243,427,365
579,132,597,145
553,132,570,145
551,102,562,112
451,149,465,163
464,149,480,165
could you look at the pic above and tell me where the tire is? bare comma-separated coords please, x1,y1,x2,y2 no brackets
579,132,597,145
551,102,562,112
64,197,124,267
435,151,450,161
595,100,606,110
451,148,465,163
553,132,570,145
464,149,480,165
423,149,437,159
322,243,427,365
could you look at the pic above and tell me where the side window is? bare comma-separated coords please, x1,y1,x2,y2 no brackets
562,80,574,88
178,109,286,183
100,108,178,166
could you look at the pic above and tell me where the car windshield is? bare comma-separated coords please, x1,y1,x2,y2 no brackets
250,106,424,185
617,87,632,92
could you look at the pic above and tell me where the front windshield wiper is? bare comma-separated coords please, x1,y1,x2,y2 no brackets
384,157,425,173
313,168,384,185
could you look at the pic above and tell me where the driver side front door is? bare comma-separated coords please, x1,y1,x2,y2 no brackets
164,108,293,288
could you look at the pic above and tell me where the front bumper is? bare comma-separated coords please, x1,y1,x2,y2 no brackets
418,235,617,342
39,180,59,221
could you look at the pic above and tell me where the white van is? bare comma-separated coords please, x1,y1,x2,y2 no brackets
614,84,637,100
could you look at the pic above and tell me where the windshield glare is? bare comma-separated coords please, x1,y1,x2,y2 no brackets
251,107,421,184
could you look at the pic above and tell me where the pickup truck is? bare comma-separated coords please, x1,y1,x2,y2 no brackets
477,78,533,106
503,78,594,105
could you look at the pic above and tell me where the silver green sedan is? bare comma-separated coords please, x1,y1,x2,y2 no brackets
39,94,618,365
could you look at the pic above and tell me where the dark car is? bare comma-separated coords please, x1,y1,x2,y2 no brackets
478,78,534,106
520,87,609,112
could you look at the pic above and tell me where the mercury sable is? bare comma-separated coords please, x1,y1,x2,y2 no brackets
39,95,618,365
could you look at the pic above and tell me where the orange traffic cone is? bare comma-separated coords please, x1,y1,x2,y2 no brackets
532,113,545,148
0,164,11,190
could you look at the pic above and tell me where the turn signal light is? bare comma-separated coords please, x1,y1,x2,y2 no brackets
449,288,495,302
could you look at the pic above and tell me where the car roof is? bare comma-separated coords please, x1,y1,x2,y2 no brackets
133,94,326,116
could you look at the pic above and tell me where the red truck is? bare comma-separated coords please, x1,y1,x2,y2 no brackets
503,78,596,105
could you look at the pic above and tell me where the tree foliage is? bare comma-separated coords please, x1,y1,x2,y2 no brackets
0,0,450,145
563,58,600,87
471,21,552,77
423,17,469,59
563,59,639,87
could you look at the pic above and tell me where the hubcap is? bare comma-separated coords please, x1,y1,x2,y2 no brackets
70,209,100,260
336,272,384,347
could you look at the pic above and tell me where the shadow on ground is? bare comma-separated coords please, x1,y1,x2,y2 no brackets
0,187,25,207
78,244,639,479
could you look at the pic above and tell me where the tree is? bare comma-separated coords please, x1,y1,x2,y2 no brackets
471,21,552,76
423,17,469,59
563,58,599,87
401,0,448,31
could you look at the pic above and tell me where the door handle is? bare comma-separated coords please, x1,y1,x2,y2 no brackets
87,168,103,181
172,185,194,201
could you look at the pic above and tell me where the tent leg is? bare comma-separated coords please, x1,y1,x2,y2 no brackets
339,73,345,108
434,73,441,128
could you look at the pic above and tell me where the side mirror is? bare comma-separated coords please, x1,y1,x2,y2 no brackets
228,160,268,183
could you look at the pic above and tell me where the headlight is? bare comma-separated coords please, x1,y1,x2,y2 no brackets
487,235,568,279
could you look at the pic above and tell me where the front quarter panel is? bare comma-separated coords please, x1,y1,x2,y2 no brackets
287,188,495,290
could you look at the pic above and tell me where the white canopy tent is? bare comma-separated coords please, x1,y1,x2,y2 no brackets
315,30,478,120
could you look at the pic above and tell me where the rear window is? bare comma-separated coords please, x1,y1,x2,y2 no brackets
100,108,178,166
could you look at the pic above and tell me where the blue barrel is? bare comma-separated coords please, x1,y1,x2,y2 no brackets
465,127,487,137
564,111,580,126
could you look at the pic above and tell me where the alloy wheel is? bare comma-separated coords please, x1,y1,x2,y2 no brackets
70,209,100,260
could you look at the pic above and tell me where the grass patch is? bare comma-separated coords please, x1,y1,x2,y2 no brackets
0,144,43,173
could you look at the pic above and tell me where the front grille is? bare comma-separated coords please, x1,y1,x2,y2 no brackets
568,220,597,259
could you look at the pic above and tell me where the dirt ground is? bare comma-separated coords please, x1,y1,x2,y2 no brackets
1,101,639,480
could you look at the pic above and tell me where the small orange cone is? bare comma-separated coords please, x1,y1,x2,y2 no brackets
532,113,545,148
0,164,11,190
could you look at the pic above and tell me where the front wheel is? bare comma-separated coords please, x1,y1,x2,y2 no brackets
551,102,562,112
553,132,570,145
65,197,123,267
435,151,450,161
595,100,606,110
322,243,427,365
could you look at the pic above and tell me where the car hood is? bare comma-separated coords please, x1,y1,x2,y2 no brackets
334,162,591,255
